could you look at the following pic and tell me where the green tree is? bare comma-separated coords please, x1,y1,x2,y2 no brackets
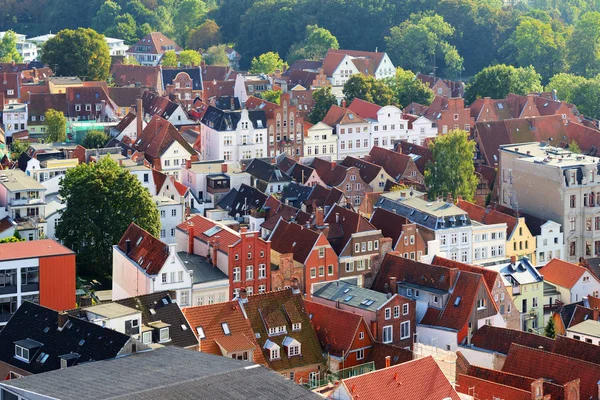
465,64,543,104
568,140,582,153
343,74,393,106
204,44,229,66
174,0,207,46
425,130,478,201
0,236,25,243
287,25,339,63
92,0,121,32
0,30,23,63
122,55,140,65
178,49,202,66
260,90,282,104
10,139,29,160
567,12,600,77
308,86,337,124
81,130,108,149
544,317,556,338
104,13,139,44
44,109,67,143
545,73,588,103
385,67,435,108
161,50,178,67
570,76,600,119
56,157,160,278
41,28,111,80
250,52,287,74
385,14,463,78
187,19,221,51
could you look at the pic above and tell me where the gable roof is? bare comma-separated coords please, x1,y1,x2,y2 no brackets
322,104,367,126
322,49,386,78
111,64,162,89
347,98,382,120
177,215,241,254
395,140,432,174
339,156,383,184
469,325,554,355
309,157,349,187
28,93,68,117
368,342,413,370
322,204,378,254
245,158,292,186
280,182,314,208
0,301,130,374
161,67,202,91
312,281,392,312
270,220,321,264
340,356,460,400
368,146,412,181
132,115,196,161
141,90,181,120
287,163,316,185
456,200,515,234
127,32,182,55
182,301,266,365
552,334,600,365
217,183,268,217
369,207,410,249
431,256,499,293
117,222,169,275
107,86,145,108
539,258,593,289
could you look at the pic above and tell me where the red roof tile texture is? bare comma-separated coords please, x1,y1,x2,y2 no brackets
456,200,516,235
177,215,240,254
469,325,554,355
368,146,412,181
539,258,591,289
347,98,382,120
269,220,320,263
117,223,168,275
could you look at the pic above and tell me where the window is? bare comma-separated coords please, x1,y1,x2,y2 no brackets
246,265,254,280
15,345,29,362
461,232,468,244
161,273,167,283
259,264,266,279
570,195,576,208
318,247,325,258
477,299,486,309
233,267,241,282
178,271,183,282
385,308,391,320
359,332,365,340
288,344,300,357
310,267,316,278
402,303,409,315
451,233,457,244
382,326,393,343
355,243,360,253
394,305,400,318
271,347,280,360
292,323,301,331
570,216,576,231
374,240,379,250
400,321,410,340
328,265,334,276
160,210,166,218
159,327,170,342
171,209,177,217
356,348,365,360
259,285,266,293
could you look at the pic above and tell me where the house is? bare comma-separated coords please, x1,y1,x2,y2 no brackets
309,157,371,208
567,318,600,345
312,280,416,349
347,98,411,150
176,215,271,300
0,302,143,378
286,162,324,187
107,87,145,117
199,105,268,162
0,239,75,326
403,114,438,145
182,300,267,364
303,121,337,160
339,156,394,193
126,32,182,66
65,86,118,122
549,301,595,336
105,37,128,56
245,158,292,194
330,356,461,400
304,300,375,372
366,146,424,184
215,183,268,221
269,216,338,295
110,64,163,92
416,73,464,98
201,79,235,104
233,74,273,105
369,207,427,259
27,93,68,136
254,195,312,237
110,111,146,142
540,258,600,305
241,289,325,383
321,49,395,87
372,253,505,350
279,181,316,208
487,256,544,332
498,142,600,262
2,103,27,138
0,346,320,400
140,90,195,125
420,96,474,135
0,72,21,104
322,105,370,158
161,67,202,108
394,140,433,176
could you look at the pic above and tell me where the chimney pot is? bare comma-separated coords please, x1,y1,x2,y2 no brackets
188,222,195,255
385,356,391,368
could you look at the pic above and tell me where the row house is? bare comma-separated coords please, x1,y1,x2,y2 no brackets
347,98,411,150
110,64,163,93
285,161,324,187
366,146,424,185
340,156,394,193
0,239,75,327
199,105,268,163
161,67,202,109
269,213,339,295
303,121,337,160
309,157,371,208
214,183,268,222
107,86,145,117
321,49,395,90
322,105,370,158
126,32,182,66
540,258,600,307
416,73,464,98
498,142,600,262
373,253,505,351
245,158,292,194
376,191,474,263
245,93,304,157
65,86,118,122
369,207,427,260
0,72,21,104
176,215,271,300
141,90,195,126
2,103,27,138
402,114,438,145
312,280,416,349
406,96,473,135
233,74,273,105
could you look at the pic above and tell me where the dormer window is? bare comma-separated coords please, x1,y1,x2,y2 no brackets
159,327,170,342
283,336,301,357
197,326,206,339
14,345,29,362
292,323,301,331
268,325,287,336
264,340,280,360
142,331,152,344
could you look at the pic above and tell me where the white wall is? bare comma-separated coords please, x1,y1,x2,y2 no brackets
415,325,459,351
112,246,152,301
458,346,496,369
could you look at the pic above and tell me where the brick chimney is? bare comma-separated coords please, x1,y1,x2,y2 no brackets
57,312,69,330
221,163,228,173
187,222,194,254
186,159,192,169
385,356,391,368
136,97,143,138
388,277,397,294
212,236,220,264
510,255,516,265
315,207,324,227
593,307,599,322
341,99,347,108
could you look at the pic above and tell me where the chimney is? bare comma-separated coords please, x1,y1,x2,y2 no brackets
456,195,462,202
125,238,131,254
239,288,248,302
370,320,377,341
341,99,347,108
593,307,599,322
136,97,143,138
316,207,324,226
230,97,235,111
388,277,397,294
127,149,132,157
57,312,69,330
385,356,391,368
240,226,247,234
510,255,516,265
186,159,192,169
212,236,219,264
446,192,453,203
221,163,228,173
187,222,195,254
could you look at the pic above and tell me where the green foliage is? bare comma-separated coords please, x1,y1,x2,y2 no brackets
0,30,23,63
187,20,221,51
104,13,139,44
343,75,394,106
122,55,140,65
44,109,67,143
547,73,600,119
174,0,208,46
250,52,287,74
465,64,543,104
81,130,109,149
567,12,600,77
385,67,435,108
92,1,121,32
545,73,587,103
0,236,25,243
568,140,582,154
425,130,479,202
56,157,160,278
204,44,230,66
260,90,282,104
10,139,29,157
161,50,178,67
544,317,556,338
287,25,339,63
386,14,463,78
41,28,111,80
308,86,338,124
178,49,202,66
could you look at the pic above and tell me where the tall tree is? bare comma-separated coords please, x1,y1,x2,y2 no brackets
56,157,160,278
567,12,600,77
425,130,478,201
544,317,556,338
385,67,435,108
44,109,67,143
92,0,121,32
187,19,221,51
41,28,111,80
287,24,339,63
104,13,139,44
204,44,229,66
178,49,202,66
465,64,542,104
545,73,587,103
343,74,393,106
81,130,108,149
174,0,207,46
122,55,140,65
250,52,287,74
161,50,178,67
0,31,23,63
308,86,337,124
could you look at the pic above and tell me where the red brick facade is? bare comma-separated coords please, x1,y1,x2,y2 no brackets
374,295,416,349
228,228,271,297
164,72,201,109
437,98,474,135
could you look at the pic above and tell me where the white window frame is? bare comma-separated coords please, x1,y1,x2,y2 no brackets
382,325,393,344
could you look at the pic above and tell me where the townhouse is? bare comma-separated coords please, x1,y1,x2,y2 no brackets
126,32,182,66
540,258,600,305
321,49,395,91
110,64,163,93
303,121,337,160
257,195,312,238
233,74,273,105
416,73,465,98
406,96,473,135
309,157,371,208
369,207,427,260
245,158,292,194
403,114,438,145
366,146,424,185
161,67,202,108
322,104,370,158
141,90,195,125
339,156,394,193
2,103,27,138
347,99,411,150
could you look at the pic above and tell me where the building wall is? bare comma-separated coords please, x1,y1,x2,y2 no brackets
334,167,373,209
416,325,458,351
437,98,474,135
376,295,416,349
472,223,506,265
39,254,76,311
192,279,229,306
393,225,427,261
112,247,152,301
337,123,371,158
339,232,383,286
228,229,271,298
506,219,536,263
304,234,339,297
304,123,337,160
491,275,520,330
536,221,564,265
435,226,474,264
160,141,194,181
408,117,437,145
157,201,184,244
566,328,600,345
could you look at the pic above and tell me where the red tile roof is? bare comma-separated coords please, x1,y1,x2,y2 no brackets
503,344,600,400
309,157,349,187
369,208,410,249
182,301,267,365
322,104,367,126
431,256,499,294
469,325,554,355
177,215,241,254
347,98,382,120
0,216,15,233
127,32,182,55
322,49,386,78
111,64,162,89
340,356,460,400
540,258,592,289
395,140,432,174
28,93,68,118
269,220,321,263
368,342,413,370
456,200,516,236
322,204,377,254
305,300,369,358
457,372,532,400
367,146,412,181
0,239,73,260
133,115,196,163
108,87,145,108
566,121,600,156
552,334,600,365
117,223,168,275
202,80,235,102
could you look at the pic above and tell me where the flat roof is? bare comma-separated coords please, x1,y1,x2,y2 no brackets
178,251,228,285
568,319,600,337
84,303,138,319
502,142,600,167
0,239,74,261
392,195,467,217
0,170,46,192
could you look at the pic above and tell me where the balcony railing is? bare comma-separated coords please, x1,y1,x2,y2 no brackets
10,197,43,206
543,300,564,312
301,362,375,390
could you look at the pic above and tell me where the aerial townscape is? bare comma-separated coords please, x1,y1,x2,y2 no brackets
1,1,600,399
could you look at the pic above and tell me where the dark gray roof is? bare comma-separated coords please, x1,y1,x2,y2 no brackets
245,158,292,185
0,346,320,400
280,182,313,209
161,67,202,91
214,96,240,111
312,281,390,312
375,196,471,230
178,252,228,284
0,302,130,374
201,106,266,131
218,184,267,217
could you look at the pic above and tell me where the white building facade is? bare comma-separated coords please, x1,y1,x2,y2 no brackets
304,122,337,159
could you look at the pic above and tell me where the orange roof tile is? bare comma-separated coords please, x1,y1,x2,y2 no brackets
117,223,169,275
431,256,499,294
347,98,381,120
456,200,516,236
177,215,240,254
470,325,554,355
540,258,593,289
0,239,74,261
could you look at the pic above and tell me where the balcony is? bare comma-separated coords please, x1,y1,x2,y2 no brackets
543,300,564,313
512,285,521,295
10,197,43,206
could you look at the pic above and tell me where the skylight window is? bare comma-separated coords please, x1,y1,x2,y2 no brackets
454,297,461,307
344,295,354,302
197,326,206,339
222,322,231,335
136,236,143,245
203,226,223,237
343,288,351,293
